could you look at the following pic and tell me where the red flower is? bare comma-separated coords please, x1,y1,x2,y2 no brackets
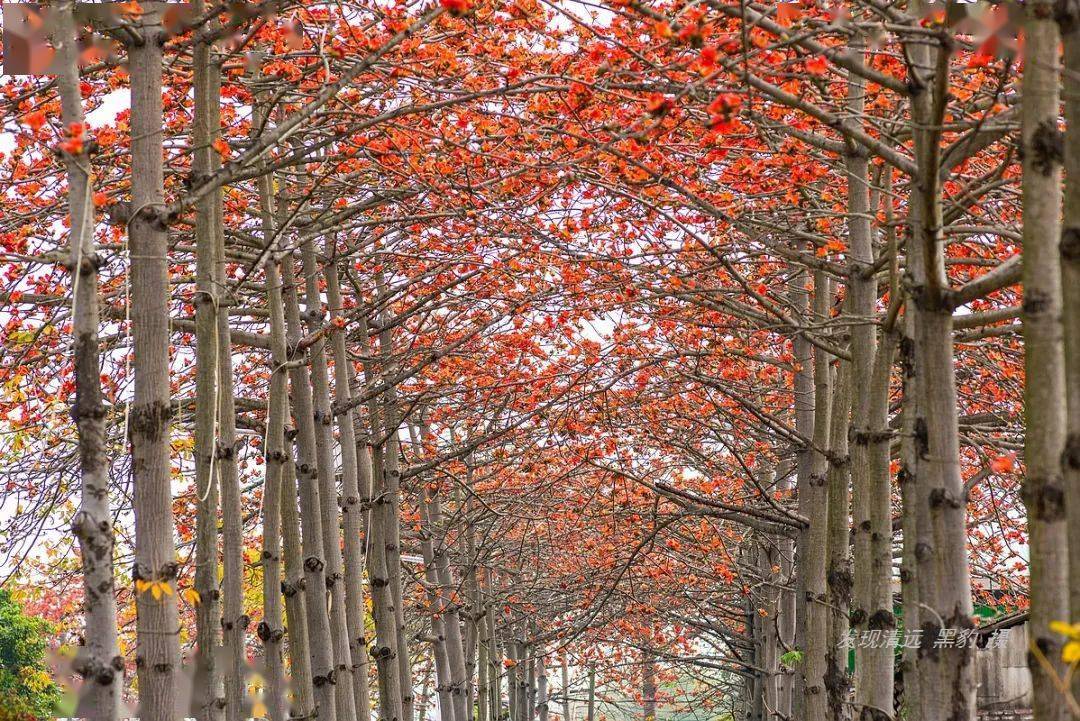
22,110,47,132
707,93,741,116
805,56,828,76
699,46,718,68
776,2,802,27
990,453,1015,474
646,95,674,117
59,137,84,155
967,37,998,69
440,0,470,16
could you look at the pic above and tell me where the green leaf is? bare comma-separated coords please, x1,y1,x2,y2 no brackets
780,650,805,667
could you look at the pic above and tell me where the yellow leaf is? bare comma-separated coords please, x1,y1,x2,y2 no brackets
182,588,202,606
1050,621,1080,641
252,700,268,718
159,581,174,597
135,579,152,594
151,582,162,600
1064,641,1080,665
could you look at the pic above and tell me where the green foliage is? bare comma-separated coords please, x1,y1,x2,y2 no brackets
779,650,804,667
0,589,61,720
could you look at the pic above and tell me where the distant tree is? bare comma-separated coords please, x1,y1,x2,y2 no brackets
0,589,61,721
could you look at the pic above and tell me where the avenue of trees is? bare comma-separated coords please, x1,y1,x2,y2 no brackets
0,1,1078,721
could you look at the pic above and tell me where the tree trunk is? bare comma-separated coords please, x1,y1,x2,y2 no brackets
212,57,245,721
282,248,339,721
324,239,374,721
487,586,503,721
420,419,470,721
267,221,315,717
527,644,536,721
375,272,414,721
411,426,456,721
897,329,920,721
358,311,406,721
907,9,977,715
537,651,549,721
54,5,121,718
560,655,571,721
478,607,490,721
786,262,812,721
824,360,852,721
641,651,656,721
1021,6,1070,721
190,3,222,716
844,34,894,717
798,270,832,721
280,441,316,716
301,237,358,721
585,663,595,721
128,6,181,719
256,139,288,721
1058,1,1080,704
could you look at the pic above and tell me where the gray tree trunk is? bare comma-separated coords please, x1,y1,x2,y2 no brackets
410,426,456,721
844,35,893,717
210,55,245,721
797,270,832,721
537,651,549,721
641,652,656,721
1021,6,1070,721
420,419,470,721
265,180,314,715
1058,1,1080,704
824,360,851,721
560,655,570,721
190,3,222,716
282,248,339,721
585,664,595,721
374,274,414,721
53,5,121,718
787,262,812,721
358,311,407,721
907,5,977,714
255,121,287,721
300,237,359,721
128,6,181,719
324,241,374,721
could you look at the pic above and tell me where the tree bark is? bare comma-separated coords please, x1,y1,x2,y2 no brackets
641,651,656,721
906,7,977,716
1021,6,1070,721
301,237,358,721
324,238,374,721
1058,1,1080,704
128,6,182,719
54,5,122,718
787,261,812,721
537,651,549,721
255,119,287,721
411,425,456,721
586,663,595,721
797,270,832,721
420,419,470,721
190,3,222,716
358,310,406,721
560,655,571,721
824,360,851,721
374,272,414,721
282,247,339,721
211,52,245,721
